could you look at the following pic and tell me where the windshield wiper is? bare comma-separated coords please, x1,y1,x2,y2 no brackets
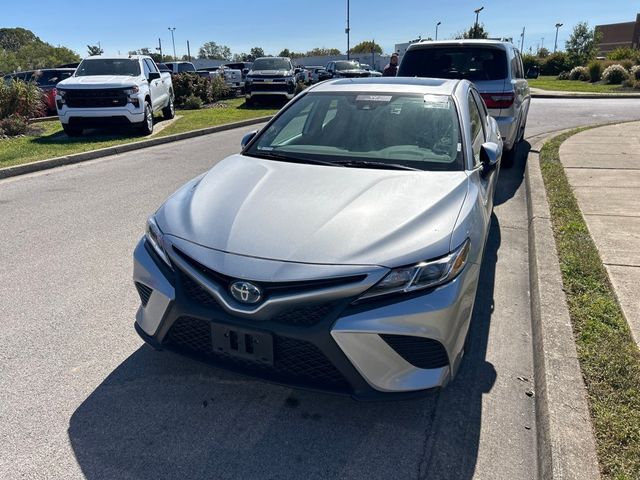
334,160,421,171
248,151,343,167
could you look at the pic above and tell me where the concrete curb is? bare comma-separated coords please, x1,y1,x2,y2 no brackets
525,133,601,480
0,116,273,180
531,92,640,99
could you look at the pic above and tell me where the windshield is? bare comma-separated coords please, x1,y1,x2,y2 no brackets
252,58,291,71
335,61,361,71
399,47,508,81
76,59,140,77
246,92,463,171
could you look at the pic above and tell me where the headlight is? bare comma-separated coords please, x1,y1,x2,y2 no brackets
359,239,471,300
145,216,172,268
124,86,139,95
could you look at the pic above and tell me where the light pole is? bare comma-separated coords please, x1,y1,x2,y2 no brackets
168,27,176,60
554,23,563,53
346,0,350,60
474,7,484,38
436,21,441,40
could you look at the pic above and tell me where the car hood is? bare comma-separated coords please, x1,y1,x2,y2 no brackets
157,155,469,267
57,75,140,89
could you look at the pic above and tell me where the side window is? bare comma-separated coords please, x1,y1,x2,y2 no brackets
468,93,485,164
515,52,524,79
142,60,151,78
145,59,158,73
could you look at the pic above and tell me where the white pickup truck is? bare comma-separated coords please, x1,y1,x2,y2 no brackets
55,55,174,136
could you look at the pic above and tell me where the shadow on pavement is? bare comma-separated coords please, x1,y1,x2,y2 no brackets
495,141,530,207
68,222,501,480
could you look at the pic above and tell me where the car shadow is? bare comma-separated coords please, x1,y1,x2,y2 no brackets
32,117,165,144
495,141,531,207
67,221,500,480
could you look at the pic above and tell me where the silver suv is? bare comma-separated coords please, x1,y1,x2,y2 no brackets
398,40,530,162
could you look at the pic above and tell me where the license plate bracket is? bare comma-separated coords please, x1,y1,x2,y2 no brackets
211,324,274,365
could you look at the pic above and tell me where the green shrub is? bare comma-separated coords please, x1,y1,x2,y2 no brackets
620,59,634,71
0,79,44,120
587,60,602,82
540,52,571,76
182,95,203,110
569,66,590,81
607,47,640,63
172,73,231,107
0,113,29,136
631,65,640,81
522,53,539,74
557,71,570,80
602,64,629,84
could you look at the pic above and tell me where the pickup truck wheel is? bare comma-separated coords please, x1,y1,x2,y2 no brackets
245,97,255,107
162,96,175,120
62,124,83,137
139,101,154,135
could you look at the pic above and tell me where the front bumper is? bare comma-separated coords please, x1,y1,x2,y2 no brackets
57,102,145,126
494,115,519,150
133,237,479,399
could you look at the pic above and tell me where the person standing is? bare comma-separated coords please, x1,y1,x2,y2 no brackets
383,53,399,76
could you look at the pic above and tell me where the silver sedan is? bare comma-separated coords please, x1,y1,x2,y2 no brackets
133,77,502,399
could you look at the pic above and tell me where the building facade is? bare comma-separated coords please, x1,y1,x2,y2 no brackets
595,13,640,54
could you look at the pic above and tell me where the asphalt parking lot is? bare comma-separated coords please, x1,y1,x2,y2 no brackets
1,98,640,480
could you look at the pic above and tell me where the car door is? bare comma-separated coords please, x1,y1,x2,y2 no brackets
513,50,531,133
144,59,166,110
468,90,497,216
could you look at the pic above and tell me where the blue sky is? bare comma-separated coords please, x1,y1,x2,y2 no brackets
2,0,638,57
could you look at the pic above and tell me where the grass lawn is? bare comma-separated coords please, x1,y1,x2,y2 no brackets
0,97,278,169
528,76,630,93
540,130,640,479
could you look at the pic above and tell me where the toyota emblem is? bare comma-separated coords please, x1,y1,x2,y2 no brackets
230,281,262,304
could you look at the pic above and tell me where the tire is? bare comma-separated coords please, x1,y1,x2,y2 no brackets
245,97,255,107
162,95,175,120
62,124,83,137
139,101,154,135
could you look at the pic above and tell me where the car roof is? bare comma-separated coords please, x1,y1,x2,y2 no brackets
407,39,514,51
310,77,461,95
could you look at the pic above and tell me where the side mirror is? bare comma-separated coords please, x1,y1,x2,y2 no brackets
148,72,161,81
526,67,539,79
480,142,501,174
241,130,258,148
294,68,302,74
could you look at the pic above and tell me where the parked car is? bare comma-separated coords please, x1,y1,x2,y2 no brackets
398,40,530,162
197,65,244,94
303,66,328,83
3,68,75,115
360,64,383,77
294,66,311,84
156,63,172,74
163,61,198,74
244,57,296,105
325,60,371,78
224,62,253,82
55,55,174,136
133,77,502,399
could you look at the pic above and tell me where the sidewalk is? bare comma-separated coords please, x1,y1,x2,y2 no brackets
559,122,640,347
531,87,640,99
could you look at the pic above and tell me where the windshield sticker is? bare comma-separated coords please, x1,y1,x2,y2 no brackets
423,94,451,109
257,146,274,151
457,143,462,152
356,95,392,102
390,106,403,115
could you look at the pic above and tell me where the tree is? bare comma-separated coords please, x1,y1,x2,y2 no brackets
0,28,80,72
350,41,382,54
565,22,600,67
249,47,266,60
306,47,341,57
0,28,39,52
279,48,292,58
456,24,489,40
537,47,550,58
87,44,103,56
198,41,232,61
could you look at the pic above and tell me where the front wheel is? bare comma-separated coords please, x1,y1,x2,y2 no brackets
162,95,175,120
139,101,154,135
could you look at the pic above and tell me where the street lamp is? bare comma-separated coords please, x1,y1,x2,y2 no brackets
436,21,441,41
554,23,563,53
346,0,350,60
474,7,484,39
168,27,176,60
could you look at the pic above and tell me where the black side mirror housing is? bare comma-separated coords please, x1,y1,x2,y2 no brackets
480,142,501,175
241,130,258,148
148,72,161,81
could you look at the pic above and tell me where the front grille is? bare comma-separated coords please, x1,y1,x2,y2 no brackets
134,282,153,307
380,334,449,369
64,88,128,108
250,83,292,92
180,271,338,327
165,316,350,391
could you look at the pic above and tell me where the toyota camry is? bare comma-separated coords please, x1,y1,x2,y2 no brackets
133,77,502,399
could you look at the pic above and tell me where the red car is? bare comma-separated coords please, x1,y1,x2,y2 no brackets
3,68,75,116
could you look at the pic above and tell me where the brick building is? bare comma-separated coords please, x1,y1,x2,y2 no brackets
595,13,640,54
